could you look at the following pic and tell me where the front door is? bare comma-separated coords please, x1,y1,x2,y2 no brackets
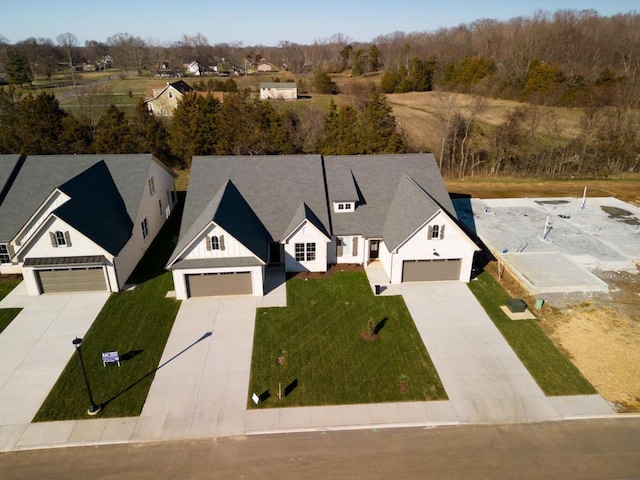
369,240,380,260
269,242,283,265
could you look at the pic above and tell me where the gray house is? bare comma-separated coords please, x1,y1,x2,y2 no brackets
167,154,479,299
0,154,178,295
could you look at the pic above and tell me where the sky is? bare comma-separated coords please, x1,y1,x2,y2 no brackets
1,0,637,47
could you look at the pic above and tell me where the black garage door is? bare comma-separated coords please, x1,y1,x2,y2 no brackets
402,259,462,282
186,272,252,297
37,267,107,293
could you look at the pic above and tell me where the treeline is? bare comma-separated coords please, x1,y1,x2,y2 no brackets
0,88,405,166
2,10,639,108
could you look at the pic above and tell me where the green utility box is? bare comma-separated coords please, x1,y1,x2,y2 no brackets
507,298,527,313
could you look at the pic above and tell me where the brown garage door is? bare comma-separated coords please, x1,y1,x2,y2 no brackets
402,259,462,282
37,267,107,293
187,272,252,297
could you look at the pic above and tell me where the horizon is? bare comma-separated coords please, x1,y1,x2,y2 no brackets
1,1,637,47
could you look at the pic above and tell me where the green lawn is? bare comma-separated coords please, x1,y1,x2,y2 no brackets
468,272,596,396
33,199,184,421
0,277,22,334
248,271,446,408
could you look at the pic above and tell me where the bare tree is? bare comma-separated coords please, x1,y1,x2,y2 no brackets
57,32,78,86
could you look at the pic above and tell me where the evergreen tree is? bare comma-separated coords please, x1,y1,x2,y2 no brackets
5,48,32,86
130,99,174,165
17,93,67,154
361,91,405,153
93,105,136,153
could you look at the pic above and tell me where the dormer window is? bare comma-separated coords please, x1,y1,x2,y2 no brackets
50,231,71,247
334,202,354,213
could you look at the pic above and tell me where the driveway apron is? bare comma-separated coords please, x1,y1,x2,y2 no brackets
401,282,559,423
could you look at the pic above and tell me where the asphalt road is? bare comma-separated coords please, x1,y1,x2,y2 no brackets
1,418,639,479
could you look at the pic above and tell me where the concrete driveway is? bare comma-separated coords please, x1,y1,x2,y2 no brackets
400,281,613,423
0,282,109,425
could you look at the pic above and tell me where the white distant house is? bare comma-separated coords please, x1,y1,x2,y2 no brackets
0,154,177,296
166,154,479,299
257,63,273,73
259,82,297,100
185,60,203,75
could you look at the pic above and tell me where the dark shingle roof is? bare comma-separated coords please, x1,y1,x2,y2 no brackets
55,161,133,254
324,154,457,239
283,202,331,240
169,155,328,266
0,155,24,206
382,174,441,252
169,154,457,267
0,154,168,252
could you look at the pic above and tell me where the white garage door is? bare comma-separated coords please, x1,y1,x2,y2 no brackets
186,272,252,297
402,259,462,282
37,267,107,293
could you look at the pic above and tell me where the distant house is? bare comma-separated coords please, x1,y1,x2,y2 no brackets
259,82,297,100
185,60,203,76
145,80,194,116
0,154,178,296
257,63,273,73
166,154,479,299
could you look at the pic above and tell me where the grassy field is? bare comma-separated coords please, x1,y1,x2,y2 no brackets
248,270,446,408
0,276,21,335
468,272,596,396
33,200,184,421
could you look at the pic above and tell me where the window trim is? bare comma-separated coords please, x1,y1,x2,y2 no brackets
148,177,155,196
210,235,220,250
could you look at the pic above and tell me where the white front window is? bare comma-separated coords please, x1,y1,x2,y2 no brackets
0,244,10,264
295,242,316,262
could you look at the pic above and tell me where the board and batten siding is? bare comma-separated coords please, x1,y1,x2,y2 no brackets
387,211,477,284
14,190,70,252
183,224,258,260
283,220,329,273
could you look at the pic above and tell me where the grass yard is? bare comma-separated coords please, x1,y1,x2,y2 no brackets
33,199,184,421
468,272,596,396
0,276,22,335
248,270,446,408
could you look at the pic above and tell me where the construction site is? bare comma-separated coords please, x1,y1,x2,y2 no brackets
455,194,640,411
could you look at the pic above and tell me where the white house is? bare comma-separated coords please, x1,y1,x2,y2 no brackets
0,154,177,296
167,154,479,299
259,82,297,100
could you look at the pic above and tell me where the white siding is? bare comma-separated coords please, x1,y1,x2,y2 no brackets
335,235,365,264
182,224,258,260
259,87,297,100
283,221,329,272
113,159,175,289
387,211,478,283
18,217,115,296
14,190,70,252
